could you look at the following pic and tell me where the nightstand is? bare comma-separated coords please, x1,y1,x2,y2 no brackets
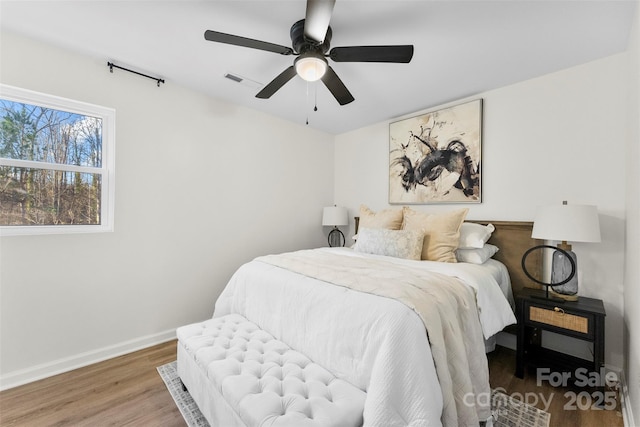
515,288,606,384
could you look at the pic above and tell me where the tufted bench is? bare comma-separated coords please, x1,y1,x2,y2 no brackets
176,314,366,427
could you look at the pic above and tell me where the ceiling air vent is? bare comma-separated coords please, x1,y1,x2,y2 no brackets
224,73,243,83
224,73,261,89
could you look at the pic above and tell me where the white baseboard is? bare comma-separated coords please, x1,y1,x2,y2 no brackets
0,329,176,391
620,369,637,427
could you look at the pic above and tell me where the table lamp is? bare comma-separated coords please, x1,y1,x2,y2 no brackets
531,201,601,301
322,206,348,247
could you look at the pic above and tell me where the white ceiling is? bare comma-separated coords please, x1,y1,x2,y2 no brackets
0,1,636,135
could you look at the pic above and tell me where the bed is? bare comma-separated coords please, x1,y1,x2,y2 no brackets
177,210,542,427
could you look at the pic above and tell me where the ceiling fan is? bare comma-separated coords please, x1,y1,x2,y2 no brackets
204,0,414,106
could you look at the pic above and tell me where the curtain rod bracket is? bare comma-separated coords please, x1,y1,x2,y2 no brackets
107,61,164,87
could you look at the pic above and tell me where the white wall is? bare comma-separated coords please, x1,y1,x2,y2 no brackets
335,54,628,371
0,31,335,388
624,2,640,424
1,24,636,416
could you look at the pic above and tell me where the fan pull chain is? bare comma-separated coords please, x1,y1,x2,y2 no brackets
305,82,319,125
314,84,318,111
306,81,310,125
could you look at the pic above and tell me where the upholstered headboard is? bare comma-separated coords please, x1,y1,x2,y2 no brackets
353,218,542,294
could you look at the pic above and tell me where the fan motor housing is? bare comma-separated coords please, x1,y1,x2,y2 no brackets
290,19,332,54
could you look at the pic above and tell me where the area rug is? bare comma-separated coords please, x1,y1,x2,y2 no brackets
491,388,551,427
158,361,550,427
157,361,210,427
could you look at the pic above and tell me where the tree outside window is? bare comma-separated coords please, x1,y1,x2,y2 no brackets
0,85,115,235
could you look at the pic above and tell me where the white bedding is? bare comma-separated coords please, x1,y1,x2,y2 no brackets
214,247,516,427
483,258,515,310
325,248,516,338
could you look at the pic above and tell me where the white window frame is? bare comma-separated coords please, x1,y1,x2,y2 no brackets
0,84,115,236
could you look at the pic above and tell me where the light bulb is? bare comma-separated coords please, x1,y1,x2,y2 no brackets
295,55,327,82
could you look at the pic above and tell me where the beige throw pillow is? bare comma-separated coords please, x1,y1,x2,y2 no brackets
359,205,403,230
402,207,469,262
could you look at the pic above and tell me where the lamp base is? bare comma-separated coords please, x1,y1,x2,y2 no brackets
530,286,566,303
530,294,567,303
521,244,577,304
549,288,579,301
328,227,345,247
551,247,579,300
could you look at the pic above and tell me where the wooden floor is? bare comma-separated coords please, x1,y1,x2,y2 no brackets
487,345,624,427
0,341,624,427
0,340,184,427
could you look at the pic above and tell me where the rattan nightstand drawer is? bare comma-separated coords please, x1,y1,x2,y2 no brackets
515,289,605,380
528,306,589,333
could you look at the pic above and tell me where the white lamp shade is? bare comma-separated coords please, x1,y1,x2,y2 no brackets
322,206,348,227
532,204,601,243
295,56,327,82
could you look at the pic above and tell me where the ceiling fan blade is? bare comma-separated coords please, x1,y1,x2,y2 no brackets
256,66,298,99
204,30,294,55
330,45,414,63
304,0,335,44
321,66,354,105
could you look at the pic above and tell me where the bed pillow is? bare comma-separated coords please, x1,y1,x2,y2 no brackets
358,205,403,230
456,244,499,264
458,222,495,249
354,227,424,260
401,207,469,262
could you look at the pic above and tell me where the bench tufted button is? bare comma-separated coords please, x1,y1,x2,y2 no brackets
272,368,283,381
179,314,366,427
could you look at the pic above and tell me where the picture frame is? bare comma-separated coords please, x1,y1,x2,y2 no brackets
389,99,482,204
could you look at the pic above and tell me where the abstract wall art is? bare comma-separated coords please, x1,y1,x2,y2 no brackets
389,99,482,204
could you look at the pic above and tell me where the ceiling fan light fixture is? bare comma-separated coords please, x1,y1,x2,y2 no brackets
295,54,328,82
205,0,412,105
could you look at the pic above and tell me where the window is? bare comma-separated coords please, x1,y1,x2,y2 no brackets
0,84,115,235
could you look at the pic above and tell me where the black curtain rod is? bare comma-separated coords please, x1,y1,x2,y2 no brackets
107,62,165,87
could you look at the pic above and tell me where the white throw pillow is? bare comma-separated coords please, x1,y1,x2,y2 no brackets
458,222,495,249
354,227,424,260
456,244,499,264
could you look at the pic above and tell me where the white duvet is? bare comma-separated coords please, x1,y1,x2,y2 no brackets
214,247,516,427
